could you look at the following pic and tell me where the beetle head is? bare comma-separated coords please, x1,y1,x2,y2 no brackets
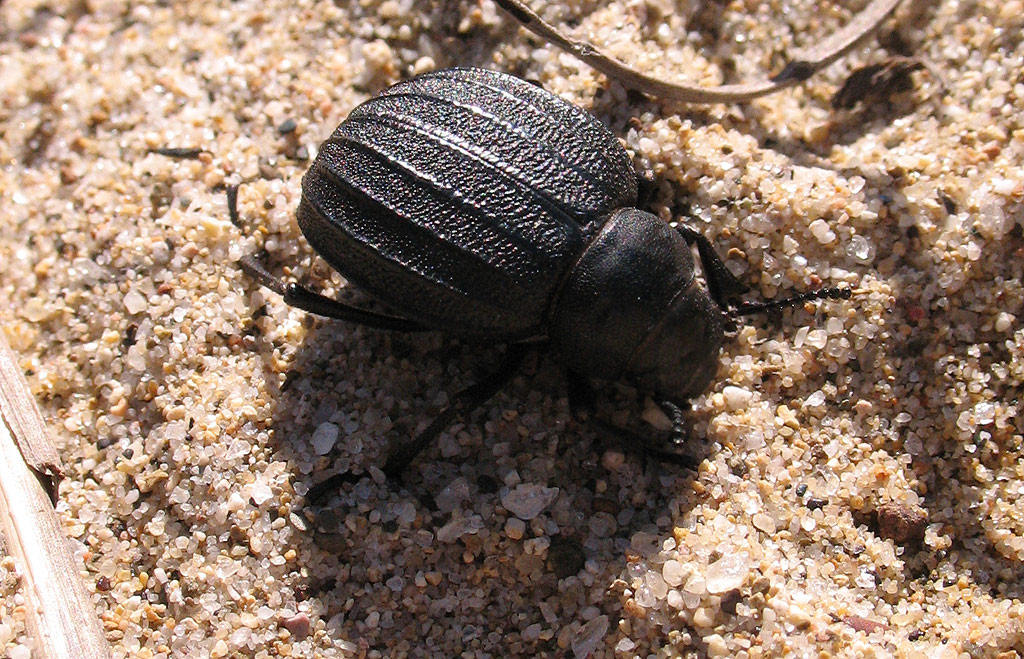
551,208,724,400
624,280,725,398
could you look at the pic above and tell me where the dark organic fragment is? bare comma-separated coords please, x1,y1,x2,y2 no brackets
831,57,926,110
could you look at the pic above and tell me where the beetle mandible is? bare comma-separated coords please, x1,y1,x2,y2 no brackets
239,67,849,479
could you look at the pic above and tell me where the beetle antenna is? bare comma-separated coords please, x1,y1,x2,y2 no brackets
732,286,851,317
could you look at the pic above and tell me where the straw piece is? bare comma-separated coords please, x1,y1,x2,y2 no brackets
0,332,111,659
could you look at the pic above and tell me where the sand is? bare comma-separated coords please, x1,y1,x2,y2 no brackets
1,0,1022,656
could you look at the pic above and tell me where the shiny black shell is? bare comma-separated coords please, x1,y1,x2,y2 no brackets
297,67,638,340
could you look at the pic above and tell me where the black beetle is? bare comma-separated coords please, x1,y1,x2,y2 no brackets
239,67,848,479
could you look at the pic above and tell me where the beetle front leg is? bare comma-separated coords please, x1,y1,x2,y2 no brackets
567,373,698,470
672,224,750,307
674,223,853,316
589,416,700,470
654,397,691,449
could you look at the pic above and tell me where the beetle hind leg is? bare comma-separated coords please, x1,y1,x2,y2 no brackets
303,344,529,500
231,186,430,332
238,254,430,331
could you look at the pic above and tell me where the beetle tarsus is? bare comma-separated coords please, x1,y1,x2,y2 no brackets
305,470,370,506
655,397,691,448
227,184,242,227
238,254,290,296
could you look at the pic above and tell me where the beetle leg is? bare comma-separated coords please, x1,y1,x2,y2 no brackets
567,375,699,470
654,397,691,449
732,286,851,317
566,370,597,423
226,184,242,227
589,416,700,470
382,343,531,481
231,183,431,332
304,470,362,507
674,224,852,316
238,254,431,332
673,224,750,307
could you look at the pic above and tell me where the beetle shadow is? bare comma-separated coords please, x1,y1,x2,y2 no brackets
250,283,710,653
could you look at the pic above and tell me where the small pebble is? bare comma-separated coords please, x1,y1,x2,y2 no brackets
505,517,526,540
279,611,311,639
875,502,929,545
436,515,484,543
571,615,608,658
277,118,297,134
693,607,714,628
310,422,339,455
842,614,888,634
601,449,626,471
705,634,728,658
501,484,558,520
805,497,827,511
615,637,635,652
722,385,753,410
662,559,685,587
752,513,776,534
705,554,749,594
683,573,706,596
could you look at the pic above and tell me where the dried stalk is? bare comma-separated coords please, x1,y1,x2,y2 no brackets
494,0,905,103
0,333,110,659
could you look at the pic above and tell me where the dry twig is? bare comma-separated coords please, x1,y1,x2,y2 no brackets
494,0,905,103
0,332,110,658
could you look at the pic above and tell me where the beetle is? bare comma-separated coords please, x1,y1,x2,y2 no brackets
239,67,848,480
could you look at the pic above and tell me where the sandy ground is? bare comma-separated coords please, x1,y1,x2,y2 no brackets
1,0,1023,656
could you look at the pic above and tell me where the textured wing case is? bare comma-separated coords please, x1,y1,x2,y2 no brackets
298,67,638,339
